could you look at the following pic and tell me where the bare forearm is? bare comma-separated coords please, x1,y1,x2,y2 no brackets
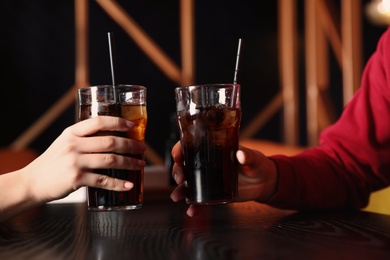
0,169,38,222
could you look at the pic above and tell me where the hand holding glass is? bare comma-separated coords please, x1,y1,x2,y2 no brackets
77,85,147,211
175,84,241,205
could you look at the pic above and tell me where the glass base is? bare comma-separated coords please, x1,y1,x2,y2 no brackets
185,198,236,205
88,204,142,212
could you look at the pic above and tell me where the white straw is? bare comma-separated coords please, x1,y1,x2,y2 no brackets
107,32,118,103
233,38,243,84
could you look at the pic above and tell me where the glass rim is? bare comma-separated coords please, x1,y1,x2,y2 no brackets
78,84,146,93
175,83,240,91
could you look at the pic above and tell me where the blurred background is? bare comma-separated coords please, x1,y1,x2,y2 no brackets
0,0,388,165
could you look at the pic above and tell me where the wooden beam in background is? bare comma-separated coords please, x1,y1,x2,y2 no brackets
96,0,183,85
278,0,299,146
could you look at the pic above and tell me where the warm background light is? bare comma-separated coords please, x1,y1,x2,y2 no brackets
366,0,390,25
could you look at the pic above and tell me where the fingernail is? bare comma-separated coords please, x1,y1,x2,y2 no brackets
138,160,146,167
139,142,147,151
125,120,135,128
170,193,177,202
124,182,133,189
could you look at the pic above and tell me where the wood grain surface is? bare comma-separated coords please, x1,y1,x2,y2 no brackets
1,198,390,260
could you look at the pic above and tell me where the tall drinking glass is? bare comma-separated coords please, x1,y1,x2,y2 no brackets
77,85,147,211
175,84,241,205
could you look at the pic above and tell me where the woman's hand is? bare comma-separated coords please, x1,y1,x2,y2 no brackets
170,141,277,217
23,116,147,203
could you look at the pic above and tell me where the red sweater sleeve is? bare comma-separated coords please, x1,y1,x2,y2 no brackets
267,27,390,210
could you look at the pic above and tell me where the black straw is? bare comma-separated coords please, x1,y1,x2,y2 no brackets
233,38,243,84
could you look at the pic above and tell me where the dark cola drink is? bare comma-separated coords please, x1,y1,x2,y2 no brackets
78,92,147,211
177,105,241,205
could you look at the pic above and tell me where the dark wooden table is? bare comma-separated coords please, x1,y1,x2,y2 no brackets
1,194,390,259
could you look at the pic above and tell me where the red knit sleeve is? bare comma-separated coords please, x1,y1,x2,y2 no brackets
266,27,390,210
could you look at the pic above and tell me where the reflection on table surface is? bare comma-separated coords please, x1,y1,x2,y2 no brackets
1,196,390,259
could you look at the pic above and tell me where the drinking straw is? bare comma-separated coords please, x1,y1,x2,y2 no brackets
107,32,120,205
108,32,118,102
233,38,243,84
